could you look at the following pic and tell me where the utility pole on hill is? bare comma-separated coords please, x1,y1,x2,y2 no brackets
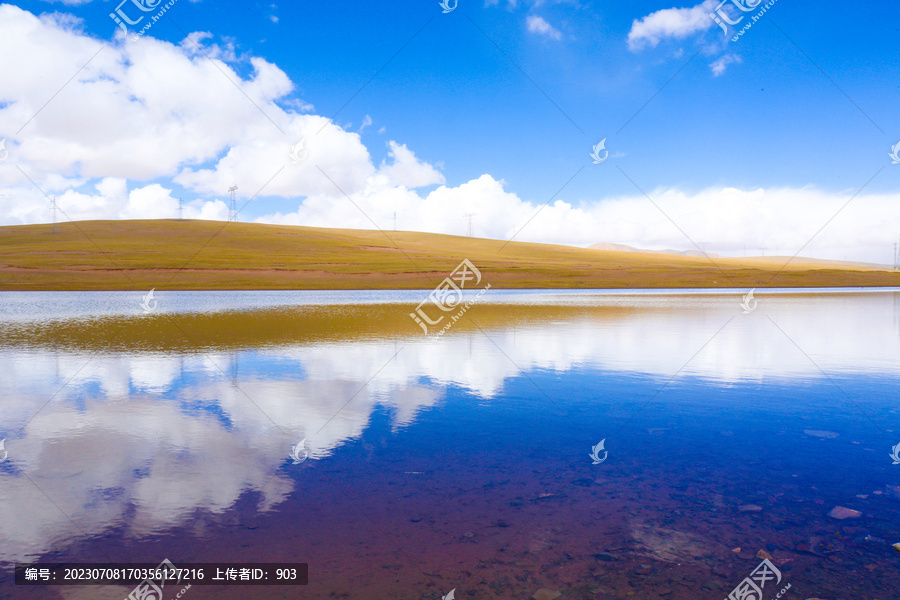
228,185,238,222
464,213,476,237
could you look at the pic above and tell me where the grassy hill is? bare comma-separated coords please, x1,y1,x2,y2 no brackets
0,219,897,290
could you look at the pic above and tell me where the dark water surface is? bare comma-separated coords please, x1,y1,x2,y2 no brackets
1,289,899,600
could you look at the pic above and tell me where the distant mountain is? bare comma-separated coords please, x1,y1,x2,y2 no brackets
589,243,891,268
589,242,723,259
743,255,891,269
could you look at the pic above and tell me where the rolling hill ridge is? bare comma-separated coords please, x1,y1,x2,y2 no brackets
0,219,897,290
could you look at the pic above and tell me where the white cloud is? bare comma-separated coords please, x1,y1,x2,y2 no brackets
0,177,227,223
374,141,445,189
526,15,562,40
628,0,717,51
259,183,900,265
710,52,741,76
358,114,373,133
0,4,368,198
118,183,179,219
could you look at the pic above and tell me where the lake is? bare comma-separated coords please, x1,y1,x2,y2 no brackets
1,289,899,600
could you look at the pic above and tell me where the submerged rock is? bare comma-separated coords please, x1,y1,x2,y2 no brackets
827,506,861,519
841,526,865,535
592,552,618,562
630,521,719,563
795,543,814,555
862,535,885,543
712,564,732,577
532,588,561,600
739,504,763,513
809,536,845,556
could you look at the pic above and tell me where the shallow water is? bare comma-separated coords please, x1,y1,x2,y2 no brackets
1,289,899,599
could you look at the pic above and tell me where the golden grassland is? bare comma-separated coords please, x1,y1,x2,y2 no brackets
0,219,898,290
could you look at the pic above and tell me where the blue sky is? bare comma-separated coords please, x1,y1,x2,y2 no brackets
0,0,899,262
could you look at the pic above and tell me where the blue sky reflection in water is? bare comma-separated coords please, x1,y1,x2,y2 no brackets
1,290,899,599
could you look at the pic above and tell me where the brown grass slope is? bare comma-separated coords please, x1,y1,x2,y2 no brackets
0,219,897,290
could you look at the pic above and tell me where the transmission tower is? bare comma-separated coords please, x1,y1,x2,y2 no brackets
228,185,238,222
464,212,476,237
51,196,57,234
178,198,183,221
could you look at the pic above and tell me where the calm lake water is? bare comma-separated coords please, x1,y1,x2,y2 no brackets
1,289,900,600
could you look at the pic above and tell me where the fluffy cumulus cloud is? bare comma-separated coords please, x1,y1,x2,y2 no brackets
526,15,562,40
627,1,748,75
0,5,378,218
371,141,445,190
259,179,900,265
627,0,718,50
